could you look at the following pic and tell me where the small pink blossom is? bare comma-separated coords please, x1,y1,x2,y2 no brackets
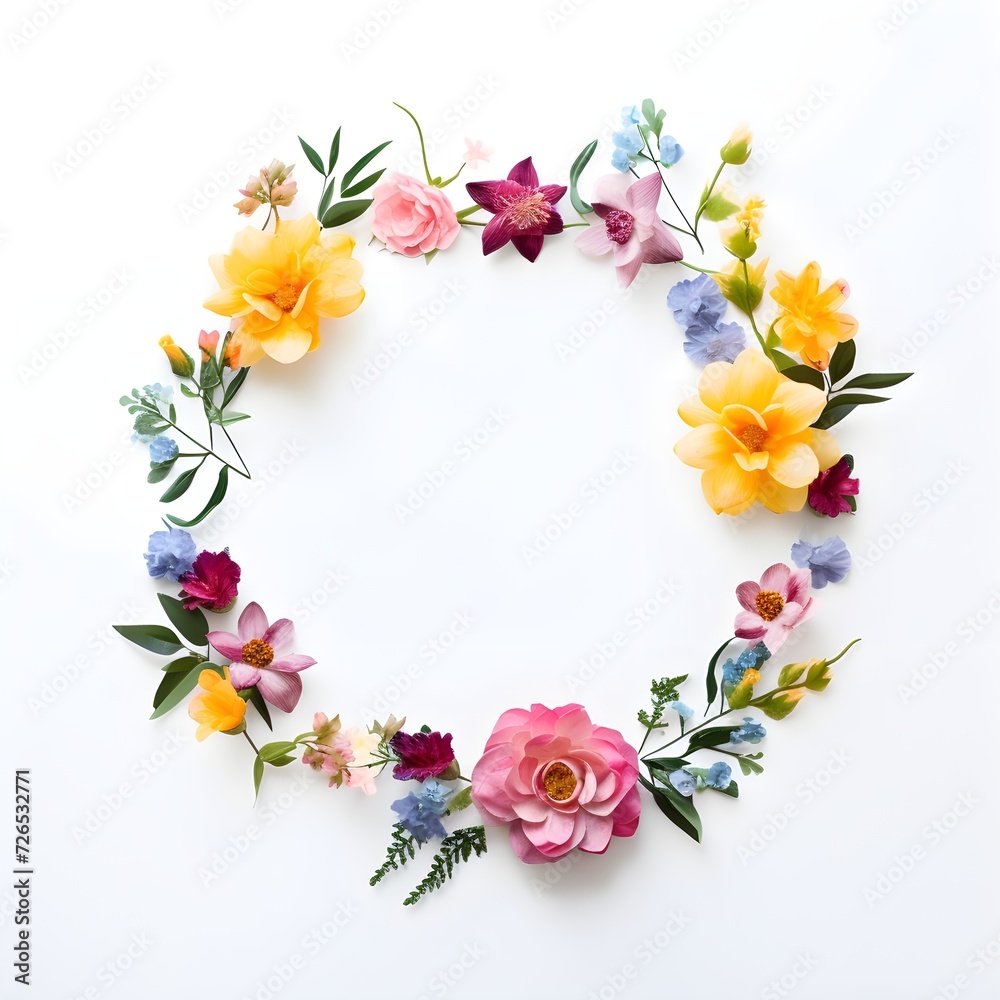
462,138,493,169
734,563,814,654
371,173,461,258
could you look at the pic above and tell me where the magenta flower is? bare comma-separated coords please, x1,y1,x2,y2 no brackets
178,550,241,612
809,456,859,517
206,602,316,712
734,563,814,654
390,730,455,781
575,173,683,287
465,157,566,262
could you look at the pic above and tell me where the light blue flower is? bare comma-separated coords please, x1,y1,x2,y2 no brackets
730,717,767,745
670,701,694,721
144,528,197,581
149,435,179,464
791,537,852,589
142,383,173,405
659,135,684,166
415,778,454,816
611,147,634,173
390,792,447,844
683,320,746,365
705,761,732,790
667,274,727,329
612,127,643,155
668,769,696,797
621,104,640,126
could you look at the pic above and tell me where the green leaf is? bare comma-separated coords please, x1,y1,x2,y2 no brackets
150,664,205,718
839,371,913,391
447,786,473,813
712,779,739,798
258,741,299,762
253,755,264,803
168,403,177,423
641,99,659,135
327,126,342,174
341,141,391,193
569,139,598,215
644,757,690,774
157,594,209,647
322,199,374,228
180,383,199,398
738,756,764,776
114,624,185,656
159,466,199,504
777,662,807,686
753,689,803,720
298,136,326,175
686,726,737,752
147,461,175,484
700,192,740,222
781,364,825,390
342,168,386,199
318,178,337,220
222,367,249,408
705,637,734,706
639,776,702,842
813,393,891,430
119,395,133,406
402,826,488,906
162,654,206,673
828,340,857,385
770,349,799,371
271,755,296,767
167,466,230,528
220,412,251,426
133,411,168,436
247,686,273,731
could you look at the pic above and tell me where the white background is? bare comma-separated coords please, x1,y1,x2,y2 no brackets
3,0,999,997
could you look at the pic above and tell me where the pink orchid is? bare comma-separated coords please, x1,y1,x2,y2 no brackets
206,602,316,712
465,157,566,262
462,138,493,169
575,172,683,287
734,563,814,654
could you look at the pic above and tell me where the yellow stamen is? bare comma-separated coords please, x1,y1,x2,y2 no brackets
241,638,274,668
543,762,577,801
269,283,299,312
754,590,784,622
739,425,766,452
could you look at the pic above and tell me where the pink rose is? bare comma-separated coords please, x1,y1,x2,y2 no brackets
471,703,641,864
371,173,460,257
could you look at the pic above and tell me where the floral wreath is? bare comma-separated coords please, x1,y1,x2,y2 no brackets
117,100,906,905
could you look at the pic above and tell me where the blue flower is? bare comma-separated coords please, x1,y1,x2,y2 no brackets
659,135,684,166
621,104,640,126
142,383,173,405
414,778,454,816
668,769,696,797
667,274,727,329
611,148,633,173
144,528,197,581
612,127,643,155
670,701,694,721
730,717,767,745
391,791,448,844
149,435,179,464
683,320,746,365
705,761,732,790
791,537,852,589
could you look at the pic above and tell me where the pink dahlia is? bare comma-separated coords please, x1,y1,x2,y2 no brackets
575,172,683,287
206,602,316,712
471,703,640,865
808,455,859,517
178,549,241,612
465,157,566,262
734,563,814,654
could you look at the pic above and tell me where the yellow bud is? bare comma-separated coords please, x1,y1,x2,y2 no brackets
721,124,753,165
158,335,195,378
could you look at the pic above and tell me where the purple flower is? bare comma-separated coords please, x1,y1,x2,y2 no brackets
667,274,727,328
683,319,746,365
809,455,860,517
465,157,566,262
144,528,197,581
791,536,852,589
390,730,456,782
391,787,450,844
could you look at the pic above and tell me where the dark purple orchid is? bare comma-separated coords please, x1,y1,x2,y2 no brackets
808,455,859,517
466,157,566,262
390,730,456,781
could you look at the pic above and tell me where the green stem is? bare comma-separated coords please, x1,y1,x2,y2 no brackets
826,638,862,667
243,730,260,755
393,103,434,186
156,413,251,480
455,205,481,221
693,161,725,235
637,137,703,253
563,222,589,228
678,260,720,275
458,219,486,227
642,707,735,760
742,259,768,354
219,423,250,478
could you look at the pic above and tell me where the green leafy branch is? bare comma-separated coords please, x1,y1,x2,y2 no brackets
402,826,488,906
299,128,391,228
370,824,418,886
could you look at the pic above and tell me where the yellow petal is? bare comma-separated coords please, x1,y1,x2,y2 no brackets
263,320,313,364
765,380,827,436
810,428,842,471
758,478,808,513
701,463,759,515
674,425,740,470
728,350,781,412
734,450,769,472
678,394,719,428
243,292,283,323
767,441,819,488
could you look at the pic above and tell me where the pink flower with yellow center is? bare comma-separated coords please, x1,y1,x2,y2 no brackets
734,563,814,653
674,350,841,515
206,602,316,713
204,213,364,367
770,261,858,371
465,157,566,262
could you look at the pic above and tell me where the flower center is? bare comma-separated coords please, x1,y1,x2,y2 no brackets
543,762,577,801
269,283,299,312
505,191,547,230
604,209,634,245
738,425,766,452
754,590,785,622
241,638,274,668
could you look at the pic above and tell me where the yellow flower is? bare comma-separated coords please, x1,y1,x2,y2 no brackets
713,256,769,316
158,335,195,378
674,350,841,515
770,261,858,371
204,214,364,367
733,196,765,242
188,667,247,741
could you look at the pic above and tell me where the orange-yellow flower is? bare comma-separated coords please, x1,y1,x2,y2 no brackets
204,214,364,367
188,667,247,741
770,261,858,371
158,335,195,378
674,350,841,516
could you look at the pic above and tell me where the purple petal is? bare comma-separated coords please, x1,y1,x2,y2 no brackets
507,157,538,188
256,669,302,712
227,662,261,690
482,214,518,255
207,630,244,661
237,601,268,641
540,209,564,236
538,184,567,206
511,233,544,262
262,617,294,654
465,179,507,214
575,225,612,256
639,223,684,263
269,654,317,673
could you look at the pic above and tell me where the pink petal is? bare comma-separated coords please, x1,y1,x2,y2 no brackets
269,654,317,673
638,223,683,263
577,812,614,854
609,784,642,838
262,617,294,654
552,705,594,743
481,214,517,255
735,581,761,613
784,568,812,606
508,821,550,864
761,622,792,654
625,171,662,219
537,183,567,206
507,156,538,188
237,601,268,641
591,174,633,212
227,662,261,689
255,669,303,713
512,233,544,262
734,610,766,639
471,747,518,823
759,563,792,594
207,630,244,661
576,224,612,256
615,255,643,288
